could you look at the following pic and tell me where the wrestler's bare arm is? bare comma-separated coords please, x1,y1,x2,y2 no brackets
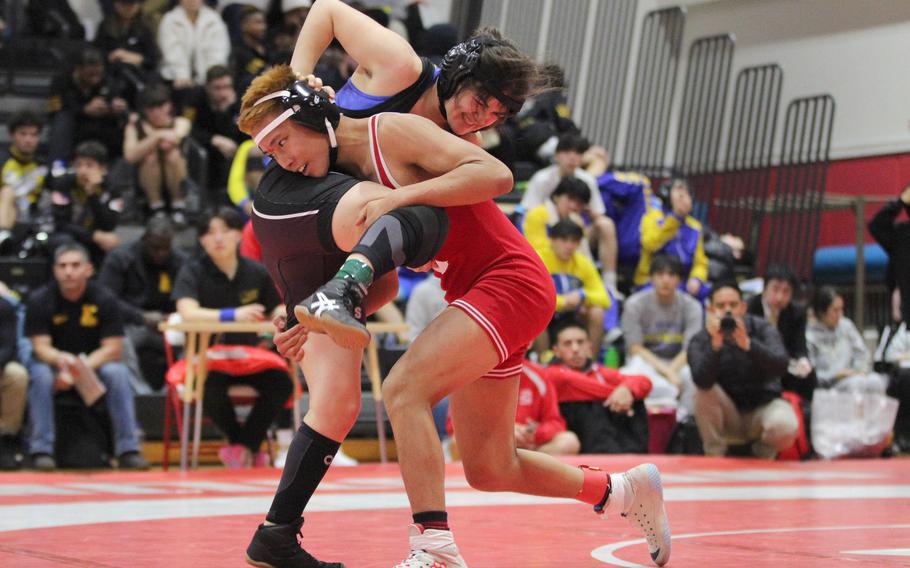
290,0,422,96
379,114,513,208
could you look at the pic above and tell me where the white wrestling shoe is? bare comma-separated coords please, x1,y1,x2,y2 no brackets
393,524,468,568
599,464,671,566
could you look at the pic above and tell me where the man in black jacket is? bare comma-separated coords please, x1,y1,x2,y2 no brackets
48,141,122,269
747,263,815,400
688,281,798,458
869,183,910,324
99,217,185,391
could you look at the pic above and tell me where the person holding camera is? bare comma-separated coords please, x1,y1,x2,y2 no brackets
687,281,798,458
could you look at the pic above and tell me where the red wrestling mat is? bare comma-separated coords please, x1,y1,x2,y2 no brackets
0,455,908,567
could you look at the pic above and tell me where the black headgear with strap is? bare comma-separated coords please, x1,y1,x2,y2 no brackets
253,80,341,167
436,37,525,124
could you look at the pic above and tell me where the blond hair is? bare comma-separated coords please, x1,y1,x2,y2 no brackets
237,65,297,136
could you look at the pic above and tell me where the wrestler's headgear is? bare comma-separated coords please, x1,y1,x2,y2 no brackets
436,37,524,124
252,81,341,166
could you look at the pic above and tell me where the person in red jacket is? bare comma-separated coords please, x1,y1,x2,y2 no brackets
546,320,653,453
447,362,580,457
515,363,580,455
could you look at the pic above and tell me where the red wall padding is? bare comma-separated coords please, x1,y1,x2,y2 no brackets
818,152,910,247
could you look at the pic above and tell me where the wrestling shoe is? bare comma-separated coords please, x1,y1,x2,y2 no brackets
294,278,370,350
246,517,345,568
597,463,671,566
393,524,467,568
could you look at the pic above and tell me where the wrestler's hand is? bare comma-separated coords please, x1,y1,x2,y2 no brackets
296,73,336,101
273,314,309,362
357,195,400,228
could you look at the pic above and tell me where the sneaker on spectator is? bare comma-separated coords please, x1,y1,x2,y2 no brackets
118,451,150,470
220,444,252,469
31,453,56,472
331,448,358,467
596,463,671,566
0,435,20,470
245,516,345,568
252,451,271,468
394,524,467,568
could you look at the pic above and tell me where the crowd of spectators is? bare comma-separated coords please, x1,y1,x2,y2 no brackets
0,0,905,471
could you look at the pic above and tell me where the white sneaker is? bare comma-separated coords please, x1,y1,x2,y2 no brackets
603,464,671,566
332,448,358,467
393,524,467,568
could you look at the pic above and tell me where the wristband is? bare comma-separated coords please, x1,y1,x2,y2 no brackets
219,308,236,322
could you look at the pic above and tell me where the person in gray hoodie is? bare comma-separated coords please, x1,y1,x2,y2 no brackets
806,286,888,394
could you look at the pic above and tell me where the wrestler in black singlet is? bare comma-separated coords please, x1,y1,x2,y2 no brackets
251,163,360,313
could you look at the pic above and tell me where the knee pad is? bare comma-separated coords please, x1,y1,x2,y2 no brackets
351,205,448,277
394,205,449,268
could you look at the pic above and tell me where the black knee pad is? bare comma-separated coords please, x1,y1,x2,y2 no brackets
351,205,448,277
395,205,449,268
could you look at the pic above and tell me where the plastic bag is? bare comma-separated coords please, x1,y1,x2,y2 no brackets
810,388,898,459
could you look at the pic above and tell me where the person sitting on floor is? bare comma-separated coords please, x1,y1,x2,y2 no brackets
545,320,652,454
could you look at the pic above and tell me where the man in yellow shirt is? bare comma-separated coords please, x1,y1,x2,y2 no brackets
536,219,611,351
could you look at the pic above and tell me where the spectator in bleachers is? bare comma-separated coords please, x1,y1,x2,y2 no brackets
747,264,815,401
183,65,245,200
227,140,265,218
26,0,85,39
688,281,798,458
522,176,592,258
545,320,652,454
123,83,190,224
511,362,580,456
0,111,47,238
621,254,700,417
520,134,618,290
173,207,292,468
634,178,708,300
94,0,160,107
536,219,609,353
806,286,888,394
585,148,659,271
47,46,129,163
48,140,122,269
281,0,312,32
99,216,186,392
231,6,271,97
869,182,910,324
25,242,147,471
158,0,231,91
0,292,27,470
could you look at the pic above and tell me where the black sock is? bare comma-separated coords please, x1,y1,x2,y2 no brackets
266,422,341,525
413,510,449,531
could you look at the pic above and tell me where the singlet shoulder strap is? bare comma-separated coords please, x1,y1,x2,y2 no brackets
341,57,438,118
368,114,402,189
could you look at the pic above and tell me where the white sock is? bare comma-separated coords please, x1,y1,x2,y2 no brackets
604,471,630,516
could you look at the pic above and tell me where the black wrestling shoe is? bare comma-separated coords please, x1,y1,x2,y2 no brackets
294,278,370,350
246,517,345,568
